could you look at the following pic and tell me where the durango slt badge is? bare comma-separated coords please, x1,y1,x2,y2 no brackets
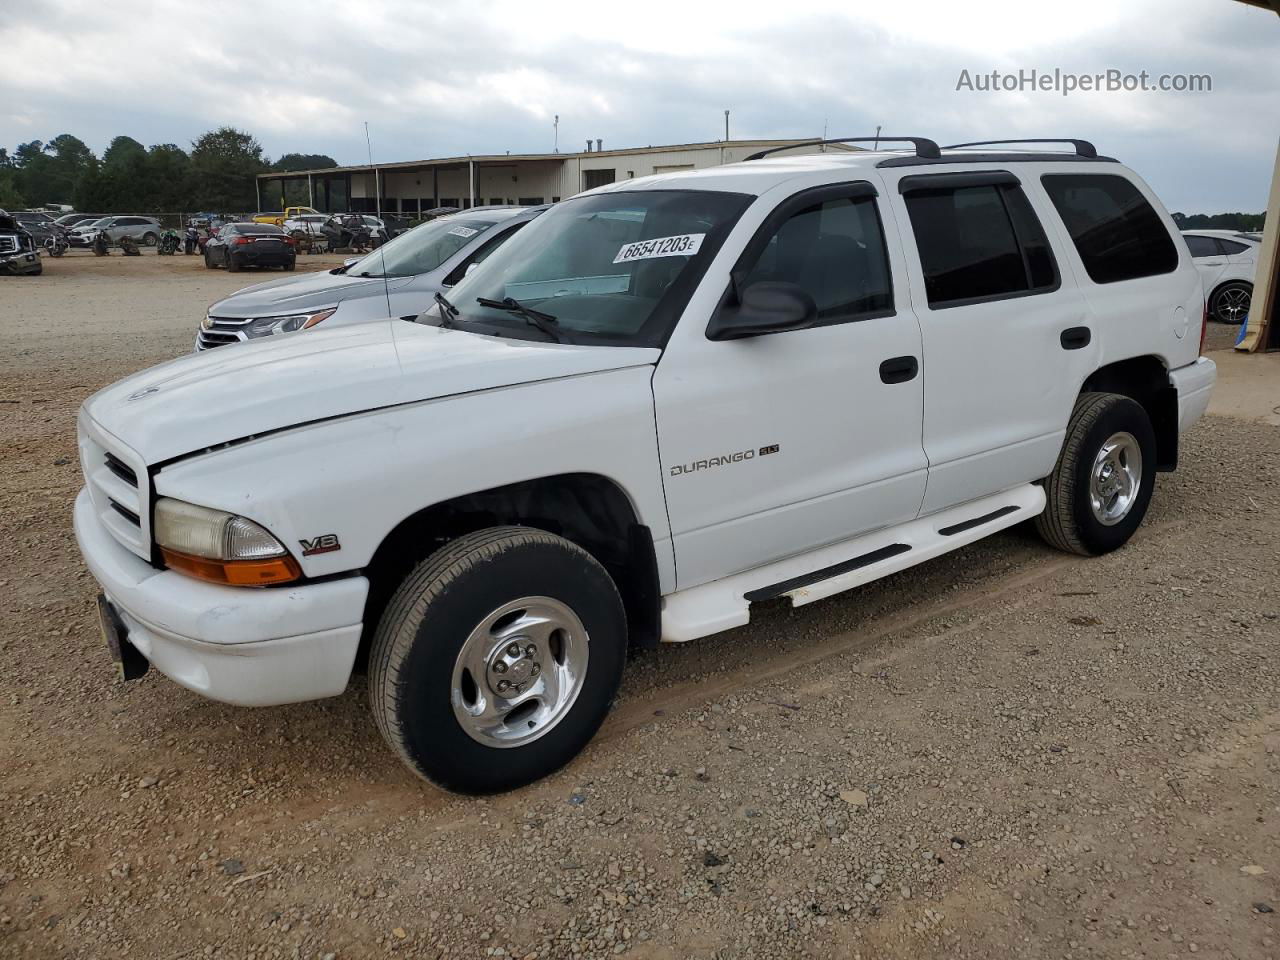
670,444,779,477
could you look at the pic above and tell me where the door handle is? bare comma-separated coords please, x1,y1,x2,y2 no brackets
879,356,919,384
1201,260,1223,266
1060,326,1091,350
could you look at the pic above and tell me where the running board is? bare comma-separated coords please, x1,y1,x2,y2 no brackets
660,484,1045,643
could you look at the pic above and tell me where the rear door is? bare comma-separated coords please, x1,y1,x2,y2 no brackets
653,181,928,589
885,170,1093,514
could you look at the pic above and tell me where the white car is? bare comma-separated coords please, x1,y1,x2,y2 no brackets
1181,229,1260,324
281,213,329,237
74,136,1215,793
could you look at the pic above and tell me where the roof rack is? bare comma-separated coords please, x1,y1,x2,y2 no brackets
745,137,942,162
943,139,1098,159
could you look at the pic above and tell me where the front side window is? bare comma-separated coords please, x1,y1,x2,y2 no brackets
1041,174,1178,284
904,182,1058,307
348,216,500,278
442,189,752,345
739,193,893,322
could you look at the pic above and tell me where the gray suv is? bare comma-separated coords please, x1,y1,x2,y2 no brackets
69,215,162,247
197,206,545,350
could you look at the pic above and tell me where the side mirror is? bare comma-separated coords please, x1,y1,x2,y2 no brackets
706,281,817,341
342,257,361,269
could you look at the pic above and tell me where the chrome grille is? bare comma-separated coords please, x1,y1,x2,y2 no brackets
0,236,17,254
196,315,252,351
78,414,151,561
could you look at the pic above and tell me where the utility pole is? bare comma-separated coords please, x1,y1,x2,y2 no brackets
724,110,730,141
554,114,559,153
874,125,881,150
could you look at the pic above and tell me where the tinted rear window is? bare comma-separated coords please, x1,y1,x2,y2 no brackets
1218,238,1251,255
230,223,285,235
1041,174,1178,284
1183,235,1220,258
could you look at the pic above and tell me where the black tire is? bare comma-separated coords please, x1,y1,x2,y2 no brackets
203,249,214,269
28,263,42,276
1209,281,1251,325
143,232,158,247
1035,392,1157,556
226,253,241,272
282,258,296,271
369,526,627,794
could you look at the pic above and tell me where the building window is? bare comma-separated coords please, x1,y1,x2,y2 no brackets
903,181,1058,308
401,198,419,213
438,198,458,209
517,196,543,206
551,196,560,203
1041,174,1178,284
582,169,616,190
489,198,504,206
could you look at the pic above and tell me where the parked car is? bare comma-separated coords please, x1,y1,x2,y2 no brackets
12,211,65,247
0,210,42,275
69,215,162,247
281,213,329,239
54,213,103,230
203,222,296,273
253,206,321,227
75,137,1216,793
1181,229,1260,324
196,207,542,349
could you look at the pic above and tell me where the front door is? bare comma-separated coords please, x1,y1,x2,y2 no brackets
653,182,928,590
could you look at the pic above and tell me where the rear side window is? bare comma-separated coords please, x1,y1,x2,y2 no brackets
903,182,1057,308
1219,238,1251,255
1183,235,1220,258
740,193,894,323
1041,174,1178,284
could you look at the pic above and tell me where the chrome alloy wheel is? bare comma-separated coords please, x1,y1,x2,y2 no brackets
1089,431,1142,526
1215,286,1251,324
451,597,589,748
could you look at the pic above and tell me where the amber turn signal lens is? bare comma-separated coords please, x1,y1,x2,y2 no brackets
160,548,301,586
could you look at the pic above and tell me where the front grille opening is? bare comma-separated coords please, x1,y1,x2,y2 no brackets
108,499,141,526
104,452,137,487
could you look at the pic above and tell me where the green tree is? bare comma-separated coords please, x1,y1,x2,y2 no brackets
102,136,146,172
142,143,191,210
273,153,337,172
189,127,268,211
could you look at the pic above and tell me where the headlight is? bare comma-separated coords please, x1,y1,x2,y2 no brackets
245,308,337,338
154,498,300,586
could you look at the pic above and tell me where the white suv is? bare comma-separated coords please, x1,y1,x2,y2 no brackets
1180,229,1260,325
74,137,1216,793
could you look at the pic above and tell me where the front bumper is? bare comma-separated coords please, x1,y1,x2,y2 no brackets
1169,357,1217,433
74,488,368,706
0,250,41,275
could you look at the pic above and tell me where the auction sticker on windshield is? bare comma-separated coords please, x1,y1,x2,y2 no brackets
448,226,480,239
613,233,705,264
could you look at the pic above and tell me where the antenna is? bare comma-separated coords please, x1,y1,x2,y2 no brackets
364,121,393,322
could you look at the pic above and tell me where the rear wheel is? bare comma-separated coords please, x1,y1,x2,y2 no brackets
1035,392,1156,556
226,253,241,272
1209,281,1251,324
369,527,627,794
143,231,158,247
283,258,296,271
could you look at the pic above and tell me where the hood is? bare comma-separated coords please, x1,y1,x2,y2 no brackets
83,320,660,464
207,269,415,319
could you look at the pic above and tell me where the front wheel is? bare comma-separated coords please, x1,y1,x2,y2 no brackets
1035,392,1157,556
143,232,158,247
368,527,627,794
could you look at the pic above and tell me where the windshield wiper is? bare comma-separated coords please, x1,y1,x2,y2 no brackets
434,291,460,328
475,296,564,343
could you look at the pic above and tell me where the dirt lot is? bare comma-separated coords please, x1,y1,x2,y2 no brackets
1,253,1277,960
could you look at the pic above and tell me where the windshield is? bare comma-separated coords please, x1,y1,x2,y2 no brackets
441,190,751,346
349,216,500,278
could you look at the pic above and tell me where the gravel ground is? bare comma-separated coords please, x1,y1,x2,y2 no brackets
1,255,1277,960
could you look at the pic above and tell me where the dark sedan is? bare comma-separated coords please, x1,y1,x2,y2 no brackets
203,222,297,272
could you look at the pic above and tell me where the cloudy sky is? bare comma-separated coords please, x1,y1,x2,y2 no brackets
1,0,1276,211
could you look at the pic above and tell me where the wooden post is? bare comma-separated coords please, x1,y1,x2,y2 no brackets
1236,137,1280,352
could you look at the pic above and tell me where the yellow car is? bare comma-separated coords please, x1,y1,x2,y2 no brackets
252,206,320,227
